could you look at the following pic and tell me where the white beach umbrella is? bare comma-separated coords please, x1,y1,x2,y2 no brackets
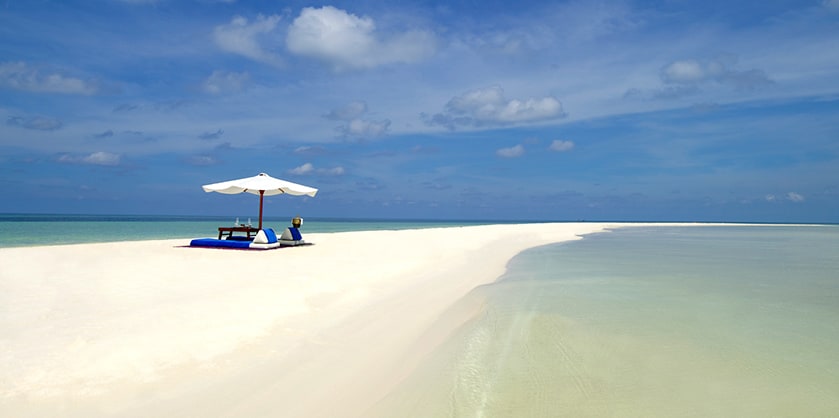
202,172,318,229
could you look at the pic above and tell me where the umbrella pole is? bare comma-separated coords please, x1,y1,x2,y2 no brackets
258,190,264,230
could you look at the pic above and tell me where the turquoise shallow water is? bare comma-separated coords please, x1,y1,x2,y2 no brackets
371,225,839,417
0,214,507,248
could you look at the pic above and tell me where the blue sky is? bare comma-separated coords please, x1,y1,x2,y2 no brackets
1,0,838,222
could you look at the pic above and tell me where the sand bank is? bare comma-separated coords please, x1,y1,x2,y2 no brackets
0,222,618,416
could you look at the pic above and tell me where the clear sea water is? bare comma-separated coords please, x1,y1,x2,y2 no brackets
0,214,506,248
371,225,839,417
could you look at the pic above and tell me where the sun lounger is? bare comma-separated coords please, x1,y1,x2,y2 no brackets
279,227,306,246
190,228,280,250
249,228,281,249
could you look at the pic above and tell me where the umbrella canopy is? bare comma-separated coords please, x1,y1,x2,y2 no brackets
202,172,317,229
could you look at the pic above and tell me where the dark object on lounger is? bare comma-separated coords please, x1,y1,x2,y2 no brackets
225,235,253,241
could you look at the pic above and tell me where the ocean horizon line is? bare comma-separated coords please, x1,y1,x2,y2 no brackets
1,212,836,226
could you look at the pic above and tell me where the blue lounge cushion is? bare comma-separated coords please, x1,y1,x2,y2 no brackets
289,227,302,241
252,228,278,244
264,228,278,243
190,238,252,249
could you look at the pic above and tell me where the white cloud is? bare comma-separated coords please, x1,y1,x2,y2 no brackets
213,15,283,67
345,118,390,137
549,139,574,152
766,192,805,202
628,56,774,100
293,145,329,156
447,87,505,115
321,166,345,176
325,101,390,137
660,57,772,90
58,152,121,166
787,192,805,202
286,6,436,70
202,70,250,94
289,162,345,175
496,144,525,158
426,86,566,129
825,0,839,11
83,152,120,166
289,162,314,175
186,155,218,166
661,60,708,84
497,98,563,122
0,62,97,95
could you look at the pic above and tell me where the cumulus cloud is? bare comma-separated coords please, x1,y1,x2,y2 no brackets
185,155,218,166
0,62,97,95
289,163,315,175
496,144,525,158
286,6,436,70
293,145,330,156
213,15,283,67
661,60,708,84
289,162,345,175
343,119,390,137
321,166,346,175
84,152,120,166
202,70,250,94
326,101,390,138
626,56,773,100
425,86,566,129
7,115,63,131
549,139,574,152
660,57,773,91
765,192,805,202
786,192,805,202
58,151,121,166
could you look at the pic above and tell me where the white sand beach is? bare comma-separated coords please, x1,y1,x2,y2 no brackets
0,223,626,416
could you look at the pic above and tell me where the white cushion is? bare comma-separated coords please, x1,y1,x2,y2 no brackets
249,242,280,249
253,230,269,244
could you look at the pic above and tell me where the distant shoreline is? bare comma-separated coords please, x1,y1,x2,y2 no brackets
1,214,831,249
